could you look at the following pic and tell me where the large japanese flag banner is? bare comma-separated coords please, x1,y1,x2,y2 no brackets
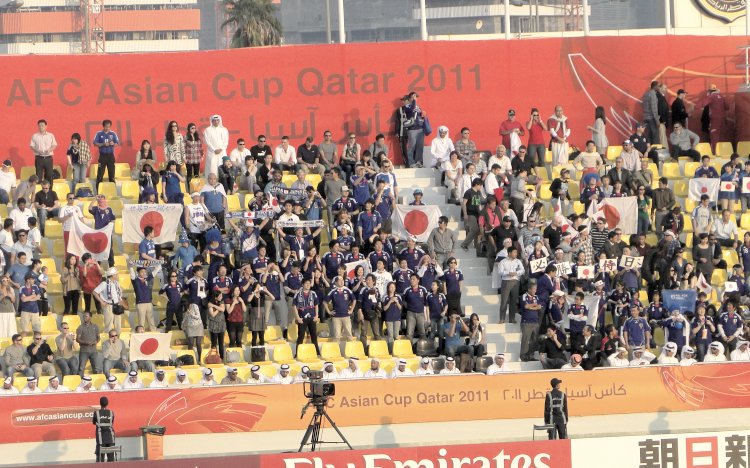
130,333,172,361
742,177,750,194
391,205,442,242
587,197,637,234
688,178,720,201
122,204,183,244
66,217,113,262
345,259,370,280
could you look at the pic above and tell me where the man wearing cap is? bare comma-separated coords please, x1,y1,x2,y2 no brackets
21,376,41,394
44,375,70,393
100,374,122,391
403,92,427,168
439,356,460,375
273,364,294,384
391,359,414,378
486,354,507,375
93,267,125,334
76,375,94,392
220,367,244,385
93,396,116,462
499,109,524,155
0,377,18,395
544,378,568,439
122,370,143,390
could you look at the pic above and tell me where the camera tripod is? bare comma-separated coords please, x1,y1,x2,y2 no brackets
297,399,353,452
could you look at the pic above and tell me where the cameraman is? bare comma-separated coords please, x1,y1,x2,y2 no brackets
443,312,471,358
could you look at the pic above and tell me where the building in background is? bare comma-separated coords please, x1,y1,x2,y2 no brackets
0,0,201,54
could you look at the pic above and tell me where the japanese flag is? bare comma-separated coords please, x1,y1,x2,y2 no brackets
720,181,735,192
578,265,595,279
743,178,750,194
122,204,183,244
265,193,281,213
586,197,638,235
553,202,578,240
129,333,172,361
688,179,719,201
697,273,713,296
391,205,441,242
67,217,113,262
345,259,370,280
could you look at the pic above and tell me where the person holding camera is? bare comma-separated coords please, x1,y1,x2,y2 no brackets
93,267,127,334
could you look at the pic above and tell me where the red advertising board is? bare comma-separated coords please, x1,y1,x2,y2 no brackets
0,35,745,169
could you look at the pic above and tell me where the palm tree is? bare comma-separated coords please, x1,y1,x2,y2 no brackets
222,0,282,48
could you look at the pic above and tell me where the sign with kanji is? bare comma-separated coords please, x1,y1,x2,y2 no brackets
619,256,643,270
530,257,548,274
555,262,572,276
599,258,618,273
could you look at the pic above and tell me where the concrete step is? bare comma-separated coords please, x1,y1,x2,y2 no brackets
393,167,435,178
398,177,437,189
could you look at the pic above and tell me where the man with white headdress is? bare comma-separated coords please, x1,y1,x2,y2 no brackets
680,346,697,366
338,357,362,379
415,357,434,375
294,366,310,383
608,347,630,367
203,114,229,178
629,346,656,366
440,356,461,374
21,376,41,394
272,364,294,384
321,361,339,380
199,368,217,386
657,342,679,364
122,370,143,390
0,377,18,395
390,359,414,378
247,365,267,384
486,353,508,375
76,375,94,392
730,340,750,361
430,126,454,176
364,358,388,379
172,369,191,387
704,341,727,362
149,369,170,388
44,375,70,393
100,375,122,391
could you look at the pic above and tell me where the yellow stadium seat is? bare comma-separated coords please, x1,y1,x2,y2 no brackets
568,182,580,200
307,174,322,189
724,249,740,267
740,213,750,230
190,178,206,194
20,166,35,182
645,233,657,245
46,281,62,294
114,163,131,180
368,340,391,359
52,181,70,199
281,174,296,187
685,198,698,213
114,218,123,235
63,375,81,389
97,182,117,200
711,269,727,286
544,149,553,164
539,184,552,201
695,142,713,157
712,163,723,175
606,145,622,161
40,315,58,334
296,343,319,363
684,234,693,249
682,217,693,233
264,325,286,345
91,374,107,389
392,339,416,358
45,220,63,239
683,162,700,178
40,258,57,274
108,198,124,217
673,180,688,198
662,162,681,180
715,142,734,158
272,343,296,364
226,193,241,212
737,141,750,157
89,164,99,179
121,180,139,199
320,342,345,362
573,201,585,214
344,340,367,360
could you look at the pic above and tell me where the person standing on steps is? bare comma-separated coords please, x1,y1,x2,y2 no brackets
544,377,568,440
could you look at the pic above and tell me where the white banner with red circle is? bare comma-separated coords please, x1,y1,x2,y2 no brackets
122,204,184,244
391,205,442,242
129,332,172,361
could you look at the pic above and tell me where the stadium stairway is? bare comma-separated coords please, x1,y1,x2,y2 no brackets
393,163,542,371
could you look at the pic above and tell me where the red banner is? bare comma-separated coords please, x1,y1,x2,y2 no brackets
0,35,744,169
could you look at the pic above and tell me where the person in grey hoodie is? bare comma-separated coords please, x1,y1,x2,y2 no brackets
641,81,660,145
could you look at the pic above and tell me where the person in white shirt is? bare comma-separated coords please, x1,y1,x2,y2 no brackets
173,370,192,387
246,365,268,384
21,376,42,394
704,341,727,362
608,347,630,367
44,375,70,393
442,151,463,203
338,358,362,379
274,137,297,172
364,358,387,379
498,247,526,324
484,164,502,197
99,375,122,391
272,364,294,384
321,362,339,380
713,209,739,248
657,342,679,365
430,126,454,169
561,354,585,371
440,356,461,375
203,114,229,178
485,353,508,375
0,160,17,204
390,359,414,378
730,340,750,361
618,140,642,173
58,194,84,247
122,370,143,390
229,138,252,169
629,347,656,366
199,368,217,386
415,357,434,375
9,198,34,233
76,375,93,392
680,346,697,366
0,377,18,395
149,370,170,388
488,146,512,176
